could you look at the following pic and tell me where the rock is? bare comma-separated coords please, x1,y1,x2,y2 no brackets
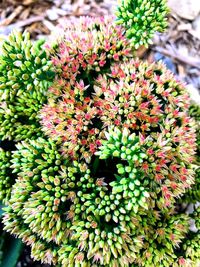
46,8,59,21
154,52,176,73
186,84,200,105
61,1,73,12
46,6,68,21
177,23,192,31
168,0,200,20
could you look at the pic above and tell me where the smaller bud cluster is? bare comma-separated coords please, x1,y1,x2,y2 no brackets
96,127,149,211
181,104,200,203
192,206,200,230
40,80,102,163
0,31,54,141
135,211,189,267
115,0,169,48
0,148,13,203
181,233,200,267
7,137,71,242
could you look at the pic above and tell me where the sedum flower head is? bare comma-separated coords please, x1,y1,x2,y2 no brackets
9,137,70,244
115,0,169,48
3,134,150,266
0,31,55,141
41,59,196,206
48,16,132,87
180,104,200,203
3,146,191,267
135,211,189,267
95,127,149,210
192,206,200,230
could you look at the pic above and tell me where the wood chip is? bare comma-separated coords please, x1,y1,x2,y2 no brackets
0,15,44,35
177,23,192,31
43,19,56,31
189,30,200,40
135,46,148,58
177,64,186,77
0,5,23,26
153,46,200,70
168,0,200,20
22,0,38,5
19,7,31,20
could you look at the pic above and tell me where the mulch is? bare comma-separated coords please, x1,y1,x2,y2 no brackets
0,0,200,96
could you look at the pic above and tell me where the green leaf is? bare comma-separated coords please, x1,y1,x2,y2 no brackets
0,238,23,267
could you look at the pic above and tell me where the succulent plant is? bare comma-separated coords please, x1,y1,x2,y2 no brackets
3,137,70,265
115,0,169,48
3,56,198,266
0,31,54,141
0,30,55,205
0,5,199,266
135,211,189,267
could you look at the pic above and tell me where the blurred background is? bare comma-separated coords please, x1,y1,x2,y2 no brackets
0,0,200,266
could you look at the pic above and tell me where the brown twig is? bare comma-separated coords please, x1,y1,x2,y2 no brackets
0,15,44,35
0,5,23,26
152,46,200,70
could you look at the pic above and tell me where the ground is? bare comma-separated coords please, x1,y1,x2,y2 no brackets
0,0,200,103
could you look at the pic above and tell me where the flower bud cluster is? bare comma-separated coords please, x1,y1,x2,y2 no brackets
180,233,200,267
115,0,169,48
0,148,13,203
96,127,149,210
0,31,54,141
3,138,68,264
3,132,150,266
47,16,132,89
135,211,189,266
181,104,200,203
41,59,196,206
